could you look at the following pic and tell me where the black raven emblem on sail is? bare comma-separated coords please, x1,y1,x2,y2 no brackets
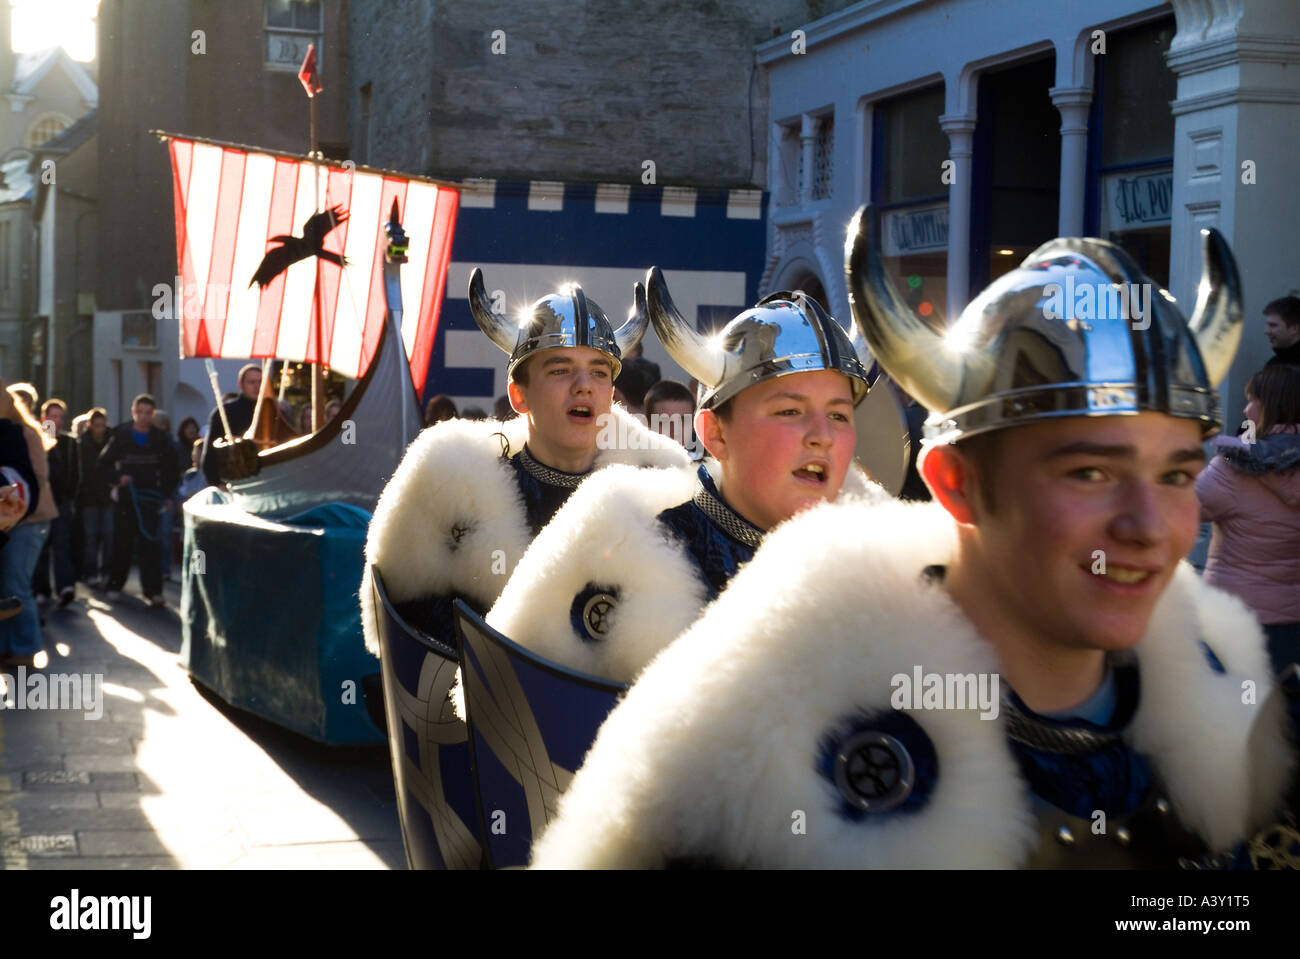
249,205,349,288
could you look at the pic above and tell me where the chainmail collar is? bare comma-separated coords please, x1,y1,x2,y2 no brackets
517,444,591,489
1002,653,1138,755
692,465,764,550
1001,699,1124,754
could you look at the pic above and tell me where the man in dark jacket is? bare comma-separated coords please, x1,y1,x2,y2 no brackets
200,364,261,487
99,394,179,607
78,408,114,587
1264,296,1300,367
33,399,79,606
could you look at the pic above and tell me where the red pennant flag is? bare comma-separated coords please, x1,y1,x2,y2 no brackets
298,43,322,98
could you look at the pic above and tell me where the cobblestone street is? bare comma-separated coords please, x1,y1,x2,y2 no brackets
0,577,402,870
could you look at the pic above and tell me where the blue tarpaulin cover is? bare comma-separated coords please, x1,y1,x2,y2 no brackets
181,491,384,745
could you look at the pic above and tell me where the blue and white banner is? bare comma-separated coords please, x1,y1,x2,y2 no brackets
428,181,768,409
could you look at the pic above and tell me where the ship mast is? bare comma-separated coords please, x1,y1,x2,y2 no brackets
302,43,327,432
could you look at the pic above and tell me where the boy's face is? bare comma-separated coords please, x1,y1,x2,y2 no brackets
946,412,1206,653
508,347,614,458
699,369,856,530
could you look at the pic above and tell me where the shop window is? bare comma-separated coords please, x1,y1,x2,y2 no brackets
873,85,949,325
877,86,947,207
121,311,157,349
1092,16,1176,288
265,0,323,72
973,56,1060,288
774,122,800,206
812,116,833,200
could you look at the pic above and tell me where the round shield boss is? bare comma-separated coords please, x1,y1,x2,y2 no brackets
571,584,620,643
833,731,916,812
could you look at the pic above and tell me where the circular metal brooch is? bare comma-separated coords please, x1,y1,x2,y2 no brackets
832,731,916,813
571,584,620,643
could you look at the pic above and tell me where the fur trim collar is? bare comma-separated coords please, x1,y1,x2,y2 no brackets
531,498,1289,867
361,406,688,656
489,460,890,685
488,463,703,684
1127,565,1292,849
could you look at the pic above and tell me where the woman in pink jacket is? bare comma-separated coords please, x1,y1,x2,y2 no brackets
1198,364,1300,675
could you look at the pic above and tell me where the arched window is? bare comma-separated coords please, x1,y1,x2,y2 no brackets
26,113,73,149
787,272,828,312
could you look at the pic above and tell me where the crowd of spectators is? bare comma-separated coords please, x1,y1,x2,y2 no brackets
0,385,198,668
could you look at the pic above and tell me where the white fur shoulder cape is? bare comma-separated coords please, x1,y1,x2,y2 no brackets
530,497,1292,868
488,461,890,684
360,406,689,656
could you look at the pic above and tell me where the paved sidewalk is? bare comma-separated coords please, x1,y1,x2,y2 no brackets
0,576,403,869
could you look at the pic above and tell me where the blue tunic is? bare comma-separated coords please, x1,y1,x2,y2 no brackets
507,446,591,537
655,465,762,602
1005,662,1152,822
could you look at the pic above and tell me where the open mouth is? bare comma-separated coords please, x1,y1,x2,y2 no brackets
792,462,828,485
567,405,594,421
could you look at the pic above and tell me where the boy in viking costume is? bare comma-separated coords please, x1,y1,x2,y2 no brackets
529,209,1297,869
362,270,688,655
360,271,686,870
480,267,886,684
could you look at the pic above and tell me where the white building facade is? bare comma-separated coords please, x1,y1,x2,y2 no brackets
759,0,1300,424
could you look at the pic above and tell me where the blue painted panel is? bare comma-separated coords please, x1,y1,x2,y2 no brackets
422,180,768,403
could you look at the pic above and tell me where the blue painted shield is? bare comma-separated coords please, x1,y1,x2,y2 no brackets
453,599,627,869
371,567,484,869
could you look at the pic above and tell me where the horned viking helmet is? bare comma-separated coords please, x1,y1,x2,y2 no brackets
645,266,873,411
845,204,1243,443
468,268,648,381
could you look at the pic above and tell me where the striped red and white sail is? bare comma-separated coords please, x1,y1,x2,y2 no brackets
167,136,459,394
